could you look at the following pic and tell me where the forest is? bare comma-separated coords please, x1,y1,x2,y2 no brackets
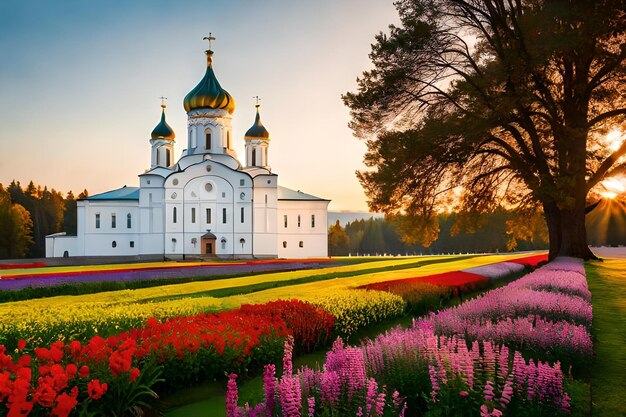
0,180,87,259
328,206,626,257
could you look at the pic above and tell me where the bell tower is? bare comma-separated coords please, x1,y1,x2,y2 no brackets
244,101,270,169
149,99,175,168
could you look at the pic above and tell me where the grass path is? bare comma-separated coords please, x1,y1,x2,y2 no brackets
585,259,626,417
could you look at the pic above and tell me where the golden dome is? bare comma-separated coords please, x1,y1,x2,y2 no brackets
183,51,235,114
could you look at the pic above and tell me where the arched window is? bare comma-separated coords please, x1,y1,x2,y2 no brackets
205,130,212,150
191,207,196,223
297,215,301,227
222,208,227,224
112,241,117,248
111,213,116,228
156,150,160,165
221,237,227,250
264,147,268,165
252,148,257,166
127,213,132,229
166,149,171,166
173,207,177,223
299,241,304,248
227,131,231,149
95,213,100,229
282,241,287,248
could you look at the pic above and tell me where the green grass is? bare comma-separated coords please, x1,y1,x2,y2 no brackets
145,255,477,302
585,259,626,417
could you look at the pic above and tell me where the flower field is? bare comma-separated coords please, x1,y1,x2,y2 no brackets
225,257,592,417
0,253,548,415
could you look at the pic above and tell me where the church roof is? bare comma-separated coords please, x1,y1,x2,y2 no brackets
183,50,235,114
81,186,140,201
277,186,329,201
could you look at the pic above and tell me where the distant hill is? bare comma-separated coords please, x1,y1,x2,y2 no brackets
328,211,384,227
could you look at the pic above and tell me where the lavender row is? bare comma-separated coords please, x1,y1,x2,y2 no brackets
416,257,593,363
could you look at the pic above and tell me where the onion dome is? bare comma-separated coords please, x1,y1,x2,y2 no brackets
151,104,175,140
245,105,270,140
183,50,235,114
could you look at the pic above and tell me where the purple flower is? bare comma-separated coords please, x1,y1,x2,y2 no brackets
226,373,239,417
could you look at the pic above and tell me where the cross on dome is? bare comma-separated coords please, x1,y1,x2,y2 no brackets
203,33,216,51
159,96,168,108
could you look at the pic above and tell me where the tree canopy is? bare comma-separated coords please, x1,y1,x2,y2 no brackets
343,0,626,259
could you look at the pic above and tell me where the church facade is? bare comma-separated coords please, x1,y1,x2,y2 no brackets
46,45,329,259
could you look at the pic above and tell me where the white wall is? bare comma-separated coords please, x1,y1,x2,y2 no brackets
277,200,329,258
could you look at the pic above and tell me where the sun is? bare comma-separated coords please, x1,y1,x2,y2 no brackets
600,176,626,199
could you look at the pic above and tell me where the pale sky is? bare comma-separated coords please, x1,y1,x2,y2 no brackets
0,0,400,211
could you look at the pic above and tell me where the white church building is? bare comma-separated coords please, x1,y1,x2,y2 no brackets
46,44,329,259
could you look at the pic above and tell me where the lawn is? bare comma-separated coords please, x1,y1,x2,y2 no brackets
585,259,626,417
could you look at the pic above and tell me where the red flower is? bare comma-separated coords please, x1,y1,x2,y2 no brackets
7,400,33,417
33,381,56,407
65,363,77,380
87,379,108,400
129,367,140,382
51,392,78,417
78,365,90,379
16,339,26,351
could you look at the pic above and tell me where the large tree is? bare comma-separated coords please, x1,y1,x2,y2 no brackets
343,0,626,259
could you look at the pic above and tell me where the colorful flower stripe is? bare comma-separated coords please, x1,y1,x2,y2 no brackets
299,289,406,336
508,270,591,301
361,271,488,291
462,261,525,280
0,258,334,279
506,253,548,267
0,262,46,270
434,286,592,325
416,258,593,363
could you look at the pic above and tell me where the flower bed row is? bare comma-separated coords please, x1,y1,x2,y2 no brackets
417,257,593,365
0,299,337,416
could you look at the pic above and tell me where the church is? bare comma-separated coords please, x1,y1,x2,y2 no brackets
45,41,330,259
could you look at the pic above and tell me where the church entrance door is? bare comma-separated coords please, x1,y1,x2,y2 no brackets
205,242,213,255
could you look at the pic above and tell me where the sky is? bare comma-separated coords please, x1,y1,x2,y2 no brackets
0,0,401,212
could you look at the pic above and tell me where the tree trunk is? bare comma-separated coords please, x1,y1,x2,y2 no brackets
542,202,562,261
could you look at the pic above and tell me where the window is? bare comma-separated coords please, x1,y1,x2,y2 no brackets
148,193,153,203
240,179,245,186
95,213,100,229
240,207,245,223
265,194,268,204
297,215,301,227
166,149,171,166
282,241,287,248
173,207,177,223
205,131,211,150
264,147,268,163
190,129,196,148
252,148,257,166
299,241,304,248
227,131,231,148
206,208,212,224
222,208,227,223
221,238,227,250
222,192,226,198
284,215,288,228
127,213,132,229
111,214,116,228
130,241,135,248
191,207,196,223
156,150,160,165
311,214,316,228
112,241,117,248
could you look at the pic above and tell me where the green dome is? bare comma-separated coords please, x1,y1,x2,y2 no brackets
245,106,270,140
151,105,175,140
183,51,235,114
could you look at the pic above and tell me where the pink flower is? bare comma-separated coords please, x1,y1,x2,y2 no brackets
459,391,469,397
